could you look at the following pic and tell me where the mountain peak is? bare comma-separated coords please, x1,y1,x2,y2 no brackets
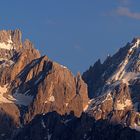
0,29,21,44
106,37,140,85
0,29,90,139
0,29,41,72
0,29,22,53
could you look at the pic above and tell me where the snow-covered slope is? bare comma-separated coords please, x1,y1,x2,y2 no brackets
108,38,140,85
83,37,140,133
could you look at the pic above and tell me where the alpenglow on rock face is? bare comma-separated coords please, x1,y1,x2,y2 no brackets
1,29,140,140
0,29,89,139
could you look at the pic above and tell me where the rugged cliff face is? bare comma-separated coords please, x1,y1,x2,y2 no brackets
83,38,140,133
82,43,131,98
0,29,89,139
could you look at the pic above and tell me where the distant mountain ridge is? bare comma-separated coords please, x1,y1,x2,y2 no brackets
0,29,140,140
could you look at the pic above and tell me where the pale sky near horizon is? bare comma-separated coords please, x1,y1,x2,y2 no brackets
0,0,140,74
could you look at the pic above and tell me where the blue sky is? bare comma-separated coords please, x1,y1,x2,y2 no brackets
0,0,140,74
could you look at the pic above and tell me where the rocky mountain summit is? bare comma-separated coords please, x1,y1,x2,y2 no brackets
0,29,89,140
0,29,140,140
83,38,140,133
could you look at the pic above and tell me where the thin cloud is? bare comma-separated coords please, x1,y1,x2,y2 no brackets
115,6,140,20
74,44,81,49
46,19,56,25
118,0,130,5
74,44,83,51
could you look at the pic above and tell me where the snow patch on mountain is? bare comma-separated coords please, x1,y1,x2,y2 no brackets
49,95,55,102
65,103,68,107
13,89,33,106
85,92,112,112
41,119,46,128
0,86,34,106
122,72,139,85
61,65,67,69
0,36,13,50
108,39,140,85
83,100,92,112
48,134,52,140
44,95,55,103
0,85,14,103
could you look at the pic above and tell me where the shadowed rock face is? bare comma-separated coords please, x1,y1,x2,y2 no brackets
13,112,140,140
82,43,131,98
